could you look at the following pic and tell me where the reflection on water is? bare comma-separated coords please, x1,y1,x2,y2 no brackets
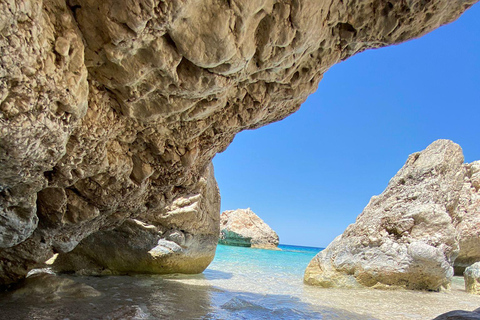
0,275,214,320
0,274,373,320
0,244,479,319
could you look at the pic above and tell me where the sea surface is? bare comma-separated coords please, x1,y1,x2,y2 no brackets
0,244,479,320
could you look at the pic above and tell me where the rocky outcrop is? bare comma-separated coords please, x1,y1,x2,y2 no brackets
454,161,480,274
219,208,279,249
52,163,220,275
0,0,477,286
305,140,467,291
464,262,480,294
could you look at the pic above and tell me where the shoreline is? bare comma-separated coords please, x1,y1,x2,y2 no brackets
0,244,478,320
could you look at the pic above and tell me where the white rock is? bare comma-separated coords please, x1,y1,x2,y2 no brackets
219,208,279,249
305,140,465,291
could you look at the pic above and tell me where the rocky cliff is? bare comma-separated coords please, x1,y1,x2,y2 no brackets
0,0,477,287
219,208,279,249
304,140,479,291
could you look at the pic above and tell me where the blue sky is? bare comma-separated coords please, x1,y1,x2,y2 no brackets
213,4,480,248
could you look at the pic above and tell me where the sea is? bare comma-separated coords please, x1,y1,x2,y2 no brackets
0,244,479,320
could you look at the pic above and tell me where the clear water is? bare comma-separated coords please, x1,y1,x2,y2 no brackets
205,244,325,298
0,244,479,320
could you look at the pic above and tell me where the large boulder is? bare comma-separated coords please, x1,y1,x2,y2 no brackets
454,161,480,274
52,163,220,275
304,140,466,291
219,208,279,249
0,0,477,286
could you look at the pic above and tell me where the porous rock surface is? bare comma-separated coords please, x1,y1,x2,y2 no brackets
219,208,279,249
454,161,480,274
53,163,220,275
304,140,468,291
0,0,477,286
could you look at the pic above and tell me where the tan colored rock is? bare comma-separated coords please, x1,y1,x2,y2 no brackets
304,140,465,291
0,0,477,286
219,208,279,249
0,0,88,249
464,262,480,294
53,163,220,275
454,161,480,274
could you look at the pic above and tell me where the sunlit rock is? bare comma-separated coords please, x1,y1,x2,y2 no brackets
305,140,466,291
219,208,279,249
454,161,480,274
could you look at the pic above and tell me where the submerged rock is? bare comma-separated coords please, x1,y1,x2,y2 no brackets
464,262,480,294
0,0,477,286
10,273,100,302
107,306,150,320
305,140,465,291
219,208,279,249
53,163,220,275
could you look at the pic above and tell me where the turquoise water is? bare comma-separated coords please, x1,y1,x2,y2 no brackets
198,244,368,319
163,244,377,319
210,244,322,281
1,244,479,319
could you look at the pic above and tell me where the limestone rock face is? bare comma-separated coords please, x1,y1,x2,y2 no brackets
305,140,466,291
219,208,279,249
52,163,220,275
464,262,480,294
454,161,480,274
0,0,477,286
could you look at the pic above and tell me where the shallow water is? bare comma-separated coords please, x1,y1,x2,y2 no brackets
0,244,479,319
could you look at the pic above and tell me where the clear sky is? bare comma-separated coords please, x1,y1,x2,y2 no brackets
213,4,480,248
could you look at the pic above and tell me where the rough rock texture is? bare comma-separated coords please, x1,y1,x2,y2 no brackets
464,262,480,294
305,140,467,291
219,208,279,249
454,161,480,274
52,163,220,275
433,308,480,320
0,0,477,286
